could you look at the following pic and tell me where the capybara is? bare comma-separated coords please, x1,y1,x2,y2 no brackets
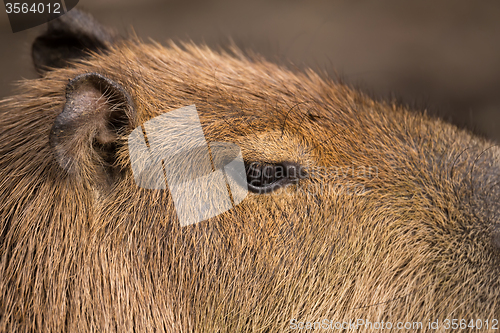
0,9,499,332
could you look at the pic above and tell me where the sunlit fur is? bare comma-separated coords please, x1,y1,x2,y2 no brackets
1,37,499,332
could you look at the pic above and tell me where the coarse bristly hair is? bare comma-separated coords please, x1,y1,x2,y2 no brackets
1,10,500,332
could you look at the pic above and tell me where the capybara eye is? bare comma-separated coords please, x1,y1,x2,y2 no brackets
245,161,307,194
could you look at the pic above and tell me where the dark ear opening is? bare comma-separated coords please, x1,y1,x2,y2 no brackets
32,9,119,74
50,73,135,185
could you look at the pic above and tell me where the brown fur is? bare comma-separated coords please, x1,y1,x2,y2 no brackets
1,14,500,332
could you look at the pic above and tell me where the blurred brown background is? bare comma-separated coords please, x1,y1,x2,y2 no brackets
1,0,499,141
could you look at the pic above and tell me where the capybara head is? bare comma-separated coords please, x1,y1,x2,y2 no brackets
1,9,499,332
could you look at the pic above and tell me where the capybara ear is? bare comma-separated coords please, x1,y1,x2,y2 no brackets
50,73,135,184
32,9,119,73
